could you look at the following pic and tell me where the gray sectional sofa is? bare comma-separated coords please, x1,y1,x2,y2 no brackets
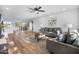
46,39,79,54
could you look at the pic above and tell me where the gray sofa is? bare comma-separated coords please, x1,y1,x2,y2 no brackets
46,39,79,54
40,28,62,38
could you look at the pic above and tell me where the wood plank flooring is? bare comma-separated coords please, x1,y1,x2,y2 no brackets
8,31,49,54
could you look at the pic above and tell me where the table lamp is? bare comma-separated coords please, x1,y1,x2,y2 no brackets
67,24,72,33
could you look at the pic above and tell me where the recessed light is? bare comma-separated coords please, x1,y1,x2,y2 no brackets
6,8,9,10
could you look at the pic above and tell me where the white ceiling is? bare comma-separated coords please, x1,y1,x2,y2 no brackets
0,5,78,21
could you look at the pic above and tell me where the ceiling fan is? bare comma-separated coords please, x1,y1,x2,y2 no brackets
28,6,45,14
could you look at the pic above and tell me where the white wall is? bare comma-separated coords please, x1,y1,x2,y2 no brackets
33,8,79,32
57,8,79,32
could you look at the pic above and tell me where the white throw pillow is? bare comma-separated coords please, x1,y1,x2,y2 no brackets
73,38,79,47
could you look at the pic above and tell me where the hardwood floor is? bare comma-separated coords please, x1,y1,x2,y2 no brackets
8,31,49,54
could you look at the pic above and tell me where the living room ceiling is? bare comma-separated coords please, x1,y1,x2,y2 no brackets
0,5,78,21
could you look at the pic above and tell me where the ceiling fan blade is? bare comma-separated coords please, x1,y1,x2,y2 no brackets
38,10,45,12
38,6,42,9
30,10,35,13
29,8,34,10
